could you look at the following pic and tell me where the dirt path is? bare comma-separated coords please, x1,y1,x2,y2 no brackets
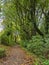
0,45,35,65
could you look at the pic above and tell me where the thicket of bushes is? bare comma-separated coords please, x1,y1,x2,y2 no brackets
19,35,49,58
0,33,16,46
27,35,49,58
34,59,49,65
1,34,49,58
19,35,49,65
0,33,49,64
0,48,6,58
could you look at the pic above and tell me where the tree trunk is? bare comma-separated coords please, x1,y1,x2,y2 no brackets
30,0,44,36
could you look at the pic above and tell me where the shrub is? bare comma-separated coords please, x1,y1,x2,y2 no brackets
43,60,49,65
27,35,49,58
0,48,6,58
1,34,9,46
34,59,49,65
19,40,28,48
1,34,16,46
44,36,49,49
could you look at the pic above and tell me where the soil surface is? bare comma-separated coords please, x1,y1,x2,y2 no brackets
0,45,36,65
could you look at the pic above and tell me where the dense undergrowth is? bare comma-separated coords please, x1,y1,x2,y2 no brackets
0,34,49,65
0,33,16,46
19,35,49,65
0,48,6,58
